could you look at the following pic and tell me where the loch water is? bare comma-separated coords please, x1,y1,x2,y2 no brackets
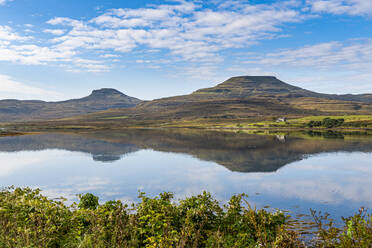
1,129,371,220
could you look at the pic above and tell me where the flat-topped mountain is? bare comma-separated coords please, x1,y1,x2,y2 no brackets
64,88,141,107
192,76,316,98
0,88,141,122
84,88,127,99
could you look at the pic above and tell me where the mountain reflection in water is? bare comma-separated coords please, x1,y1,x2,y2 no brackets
0,129,372,172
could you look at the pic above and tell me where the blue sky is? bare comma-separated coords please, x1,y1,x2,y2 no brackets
0,0,372,101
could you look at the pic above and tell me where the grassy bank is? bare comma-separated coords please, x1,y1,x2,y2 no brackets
2,115,372,133
231,115,372,130
0,187,371,247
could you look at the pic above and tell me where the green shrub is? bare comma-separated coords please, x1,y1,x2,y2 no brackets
0,187,81,248
322,118,344,128
78,193,99,210
307,120,322,128
307,118,345,128
0,187,370,247
311,208,372,247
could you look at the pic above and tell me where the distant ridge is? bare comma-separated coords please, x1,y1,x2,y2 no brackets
0,88,142,122
71,76,372,124
2,76,372,124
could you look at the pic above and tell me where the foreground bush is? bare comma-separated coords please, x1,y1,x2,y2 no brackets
0,187,371,247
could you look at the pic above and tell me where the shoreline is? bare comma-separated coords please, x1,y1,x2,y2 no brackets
2,114,372,135
1,125,372,133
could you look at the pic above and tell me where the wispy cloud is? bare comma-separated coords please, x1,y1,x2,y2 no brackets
0,25,109,72
99,53,120,58
0,1,303,74
249,39,372,71
0,0,371,79
0,44,75,65
307,0,372,16
43,29,66,36
0,0,9,6
66,58,110,73
0,74,62,100
0,25,29,41
76,1,300,60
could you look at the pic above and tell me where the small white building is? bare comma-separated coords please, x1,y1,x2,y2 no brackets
276,117,287,123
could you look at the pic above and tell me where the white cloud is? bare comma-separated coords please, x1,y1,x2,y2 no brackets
24,29,34,33
40,1,301,65
0,44,75,65
71,58,110,72
251,39,372,70
307,0,372,16
1,0,371,79
181,64,219,80
0,0,306,75
0,74,62,100
0,25,108,72
0,25,29,41
43,29,66,36
47,17,84,27
100,53,119,58
0,25,72,65
279,70,372,94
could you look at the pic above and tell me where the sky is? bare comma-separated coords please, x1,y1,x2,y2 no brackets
0,0,372,101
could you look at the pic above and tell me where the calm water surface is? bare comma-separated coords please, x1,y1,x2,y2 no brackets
1,129,371,219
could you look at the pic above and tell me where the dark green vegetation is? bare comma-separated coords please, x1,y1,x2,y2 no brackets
2,129,372,172
2,76,372,130
1,187,371,248
307,118,345,128
0,88,141,122
239,115,372,130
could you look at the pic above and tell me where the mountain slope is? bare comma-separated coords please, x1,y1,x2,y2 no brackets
2,76,372,126
73,76,372,125
142,76,372,103
0,88,141,122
